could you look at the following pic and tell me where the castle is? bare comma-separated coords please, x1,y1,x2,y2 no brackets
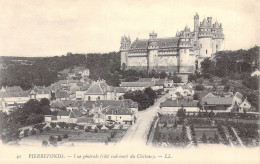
120,13,224,74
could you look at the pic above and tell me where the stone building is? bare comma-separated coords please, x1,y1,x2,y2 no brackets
120,13,224,74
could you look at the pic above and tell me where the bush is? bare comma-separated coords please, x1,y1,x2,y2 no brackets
94,128,98,133
30,129,37,135
85,126,91,132
57,122,66,128
201,132,208,143
96,124,103,130
63,134,68,138
119,124,123,129
42,140,48,147
45,126,51,131
23,129,29,137
105,125,115,130
111,131,116,138
57,135,62,141
107,137,111,142
39,128,44,133
50,122,56,128
68,123,77,129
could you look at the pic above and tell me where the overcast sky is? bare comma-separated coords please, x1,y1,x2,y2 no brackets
0,0,259,57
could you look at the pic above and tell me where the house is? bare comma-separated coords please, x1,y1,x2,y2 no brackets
120,81,155,91
104,106,135,125
160,99,199,114
232,92,243,106
204,92,217,98
75,84,91,100
44,110,83,123
55,91,69,101
251,69,260,77
29,86,51,100
137,78,165,90
78,69,90,77
0,91,30,112
201,97,233,111
113,87,128,99
95,99,138,115
239,99,251,112
84,80,116,101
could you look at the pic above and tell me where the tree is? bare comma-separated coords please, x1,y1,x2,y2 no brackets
39,98,50,106
121,63,127,71
213,133,220,144
144,87,157,100
193,93,199,100
42,140,48,147
194,84,205,91
201,132,208,143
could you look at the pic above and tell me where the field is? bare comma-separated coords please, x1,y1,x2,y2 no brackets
18,128,126,146
194,127,220,142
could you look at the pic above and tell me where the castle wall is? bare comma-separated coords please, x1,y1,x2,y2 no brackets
121,51,128,66
213,39,224,54
199,37,213,58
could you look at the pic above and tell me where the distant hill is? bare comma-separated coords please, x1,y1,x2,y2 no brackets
0,52,120,90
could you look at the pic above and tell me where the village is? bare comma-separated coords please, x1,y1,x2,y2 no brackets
0,64,259,147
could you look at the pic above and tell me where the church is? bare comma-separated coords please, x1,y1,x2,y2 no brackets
120,13,224,74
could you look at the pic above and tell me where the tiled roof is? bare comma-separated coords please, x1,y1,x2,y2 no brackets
77,117,94,123
61,100,77,107
55,91,69,98
0,91,29,98
201,97,233,105
160,100,197,107
84,101,95,108
32,86,50,94
70,110,83,118
105,106,133,115
50,101,64,108
114,87,128,93
95,99,138,108
204,93,217,98
79,84,91,91
234,92,243,100
85,81,111,95
155,79,165,86
120,82,154,87
57,111,70,116
130,37,179,50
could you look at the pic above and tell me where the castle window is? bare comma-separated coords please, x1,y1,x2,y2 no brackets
216,45,218,49
200,44,202,48
206,50,208,54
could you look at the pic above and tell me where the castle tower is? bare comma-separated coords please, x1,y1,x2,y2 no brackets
212,21,224,54
198,17,213,58
178,26,194,73
194,13,199,41
120,35,131,68
148,31,159,71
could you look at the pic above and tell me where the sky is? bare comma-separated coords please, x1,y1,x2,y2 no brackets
0,0,259,57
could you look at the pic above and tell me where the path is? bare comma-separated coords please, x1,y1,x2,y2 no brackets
116,94,169,147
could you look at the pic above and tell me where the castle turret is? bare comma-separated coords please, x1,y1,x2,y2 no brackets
194,13,199,40
212,21,224,54
120,35,131,68
198,17,213,58
178,26,194,73
148,31,159,71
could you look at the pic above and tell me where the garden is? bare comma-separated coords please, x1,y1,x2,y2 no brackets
16,122,127,147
